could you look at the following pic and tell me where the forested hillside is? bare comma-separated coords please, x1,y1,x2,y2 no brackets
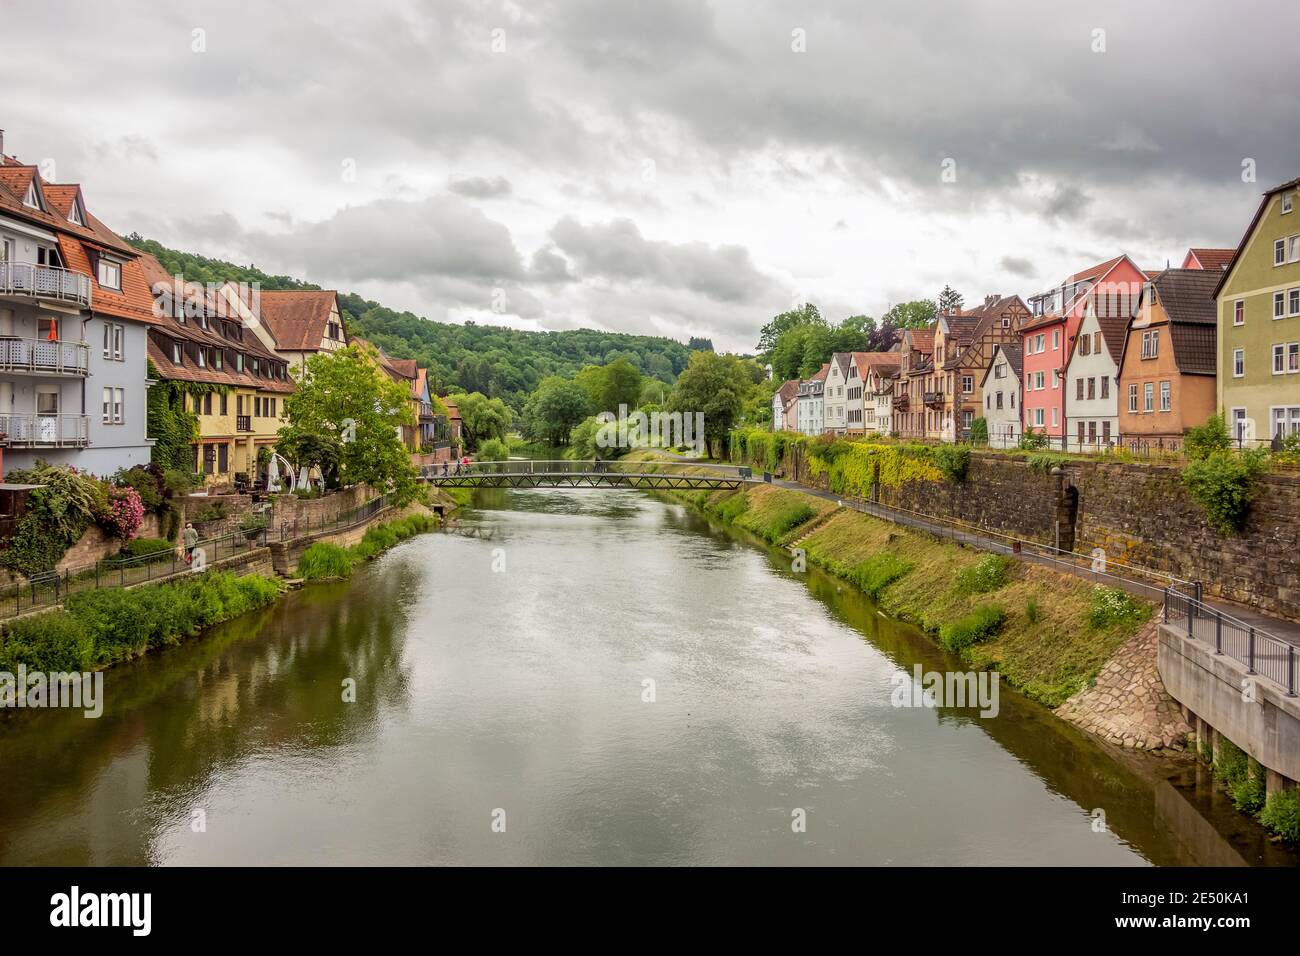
126,235,699,409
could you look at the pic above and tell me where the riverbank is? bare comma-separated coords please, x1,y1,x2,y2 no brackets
636,453,1170,721
0,490,455,679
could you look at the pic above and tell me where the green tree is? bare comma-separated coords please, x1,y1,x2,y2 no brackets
938,285,965,314
882,300,938,330
757,302,821,353
278,345,417,501
523,376,590,444
666,351,754,455
456,392,513,450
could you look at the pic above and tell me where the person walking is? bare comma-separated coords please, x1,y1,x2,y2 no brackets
182,522,198,564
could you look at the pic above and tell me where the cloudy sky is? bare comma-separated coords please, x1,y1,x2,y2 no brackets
4,0,1296,351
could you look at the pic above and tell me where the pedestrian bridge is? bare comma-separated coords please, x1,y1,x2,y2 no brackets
421,459,759,490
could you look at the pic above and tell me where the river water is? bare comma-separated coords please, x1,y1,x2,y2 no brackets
0,489,1292,866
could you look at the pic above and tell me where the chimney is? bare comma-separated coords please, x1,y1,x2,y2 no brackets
985,294,997,307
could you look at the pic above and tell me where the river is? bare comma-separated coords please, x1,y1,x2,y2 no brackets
0,489,1292,866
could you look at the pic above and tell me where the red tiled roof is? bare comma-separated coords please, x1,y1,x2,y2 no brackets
810,361,831,383
851,351,901,378
1065,254,1127,285
1185,247,1234,271
257,290,341,351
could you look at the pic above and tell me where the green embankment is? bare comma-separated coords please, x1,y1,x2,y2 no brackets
655,460,1151,708
297,512,439,580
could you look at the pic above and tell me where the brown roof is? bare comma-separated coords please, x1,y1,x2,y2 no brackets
776,378,800,406
257,290,342,351
1019,311,1067,333
1154,269,1218,376
1093,313,1130,366
1185,247,1234,271
851,352,901,379
904,329,935,352
981,342,1023,387
810,361,831,383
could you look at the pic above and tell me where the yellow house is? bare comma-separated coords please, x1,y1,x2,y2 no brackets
142,255,293,487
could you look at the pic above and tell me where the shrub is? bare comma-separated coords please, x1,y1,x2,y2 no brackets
761,503,816,543
932,444,971,482
955,554,1010,595
353,513,437,560
97,485,145,540
1260,789,1300,841
477,437,511,462
1025,597,1039,624
1184,413,1233,461
298,542,356,580
1018,428,1049,450
1181,450,1267,534
939,604,1006,652
1086,585,1149,630
713,493,750,524
969,417,989,444
0,464,111,575
1026,453,1069,474
0,611,92,672
853,554,913,599
1213,739,1267,814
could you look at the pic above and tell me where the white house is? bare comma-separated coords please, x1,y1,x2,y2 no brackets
822,353,853,434
796,362,829,435
980,343,1023,448
1064,299,1125,450
853,352,901,434
772,379,799,431
872,373,896,435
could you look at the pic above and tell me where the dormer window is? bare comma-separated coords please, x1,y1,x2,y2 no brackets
67,198,85,226
172,340,183,364
97,258,122,291
197,347,207,368
236,353,245,372
23,181,40,210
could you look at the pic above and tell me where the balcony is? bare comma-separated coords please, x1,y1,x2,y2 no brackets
893,394,909,411
0,413,90,447
236,415,252,432
0,262,92,308
0,336,90,376
924,391,945,408
419,402,436,421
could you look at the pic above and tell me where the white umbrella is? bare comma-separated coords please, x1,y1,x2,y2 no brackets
297,465,310,490
267,452,281,492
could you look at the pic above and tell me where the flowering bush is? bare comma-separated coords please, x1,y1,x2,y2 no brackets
98,485,145,541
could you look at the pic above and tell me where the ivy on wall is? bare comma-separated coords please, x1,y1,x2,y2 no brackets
146,359,202,472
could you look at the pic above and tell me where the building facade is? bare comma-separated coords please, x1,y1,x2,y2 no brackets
1118,269,1218,448
980,344,1023,448
1063,299,1127,450
796,363,829,435
1215,178,1300,445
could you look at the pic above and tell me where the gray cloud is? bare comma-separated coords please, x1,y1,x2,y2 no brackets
448,175,513,199
999,256,1037,280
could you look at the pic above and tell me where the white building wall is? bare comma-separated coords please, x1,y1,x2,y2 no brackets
983,353,1022,449
1065,311,1120,449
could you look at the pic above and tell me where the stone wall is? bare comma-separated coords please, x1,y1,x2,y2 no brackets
1070,463,1300,621
180,493,256,539
51,513,164,575
270,484,376,535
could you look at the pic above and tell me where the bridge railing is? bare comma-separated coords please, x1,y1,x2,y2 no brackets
423,459,752,479
1164,586,1297,696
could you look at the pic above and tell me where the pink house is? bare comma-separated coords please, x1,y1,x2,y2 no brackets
1019,255,1146,442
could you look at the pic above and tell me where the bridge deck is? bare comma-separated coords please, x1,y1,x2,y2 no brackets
421,459,757,490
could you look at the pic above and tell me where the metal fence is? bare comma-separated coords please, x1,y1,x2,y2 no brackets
1164,586,1297,696
0,527,269,619
269,492,392,542
421,459,751,479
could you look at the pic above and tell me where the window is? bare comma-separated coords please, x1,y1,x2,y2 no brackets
1094,331,1102,353
1286,192,1295,215
995,392,1003,409
97,258,121,290
1141,330,1159,358
1051,408,1059,427
1052,368,1060,389
1272,406,1300,440
172,340,182,364
236,353,245,372
101,387,123,425
214,349,224,370
1143,382,1154,412
1034,371,1044,390
203,393,213,416
197,347,206,368
220,392,228,415
1025,372,1032,391
1052,330,1060,350
1276,292,1286,318
1233,348,1244,377
1102,421,1111,442
1101,376,1109,400
1080,336,1091,356
1087,378,1096,400
1277,238,1287,266
1128,383,1138,412
1289,342,1299,373
1076,378,1084,401
1077,421,1085,445
1088,421,1097,444
218,444,229,473
1159,381,1171,412
1290,289,1300,316
1033,408,1044,427
1234,299,1245,326
1274,344,1286,374
961,375,973,394
994,363,1006,379
36,390,58,416
1034,333,1045,353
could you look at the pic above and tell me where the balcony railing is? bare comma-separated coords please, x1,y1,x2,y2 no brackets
0,413,90,447
236,415,252,432
419,402,436,420
0,262,92,308
0,336,90,375
924,391,945,407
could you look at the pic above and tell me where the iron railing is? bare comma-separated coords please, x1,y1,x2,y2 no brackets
270,492,392,542
0,413,90,447
0,336,90,375
0,527,269,619
422,459,751,479
0,261,92,307
1164,586,1297,696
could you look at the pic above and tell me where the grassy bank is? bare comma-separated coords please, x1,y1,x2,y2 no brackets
297,511,439,581
0,571,283,673
662,470,1151,708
